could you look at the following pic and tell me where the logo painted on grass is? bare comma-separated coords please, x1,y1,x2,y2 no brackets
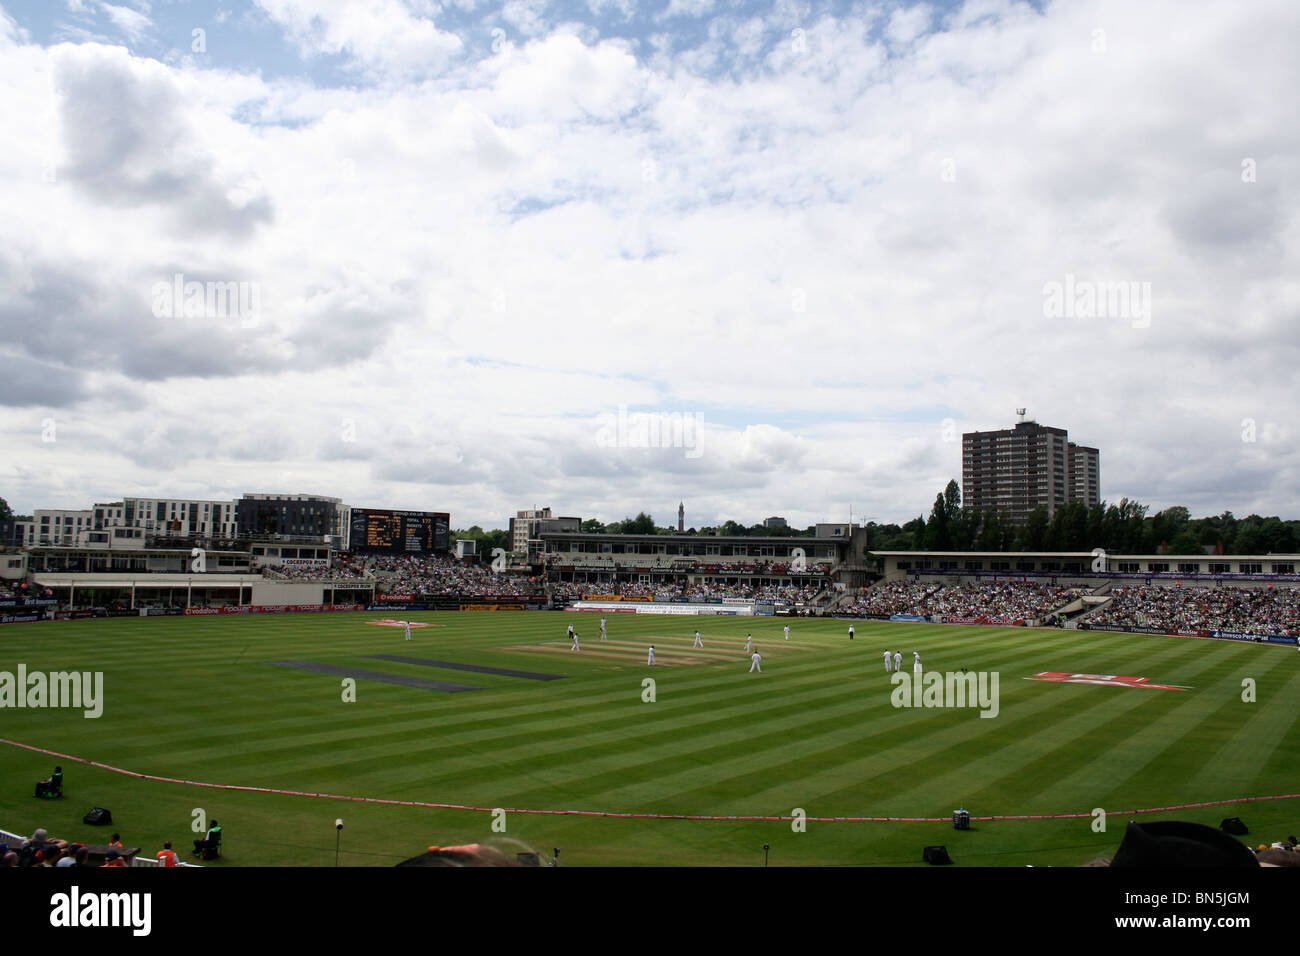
0,665,103,718
1026,672,1190,691
365,619,439,628
890,670,999,718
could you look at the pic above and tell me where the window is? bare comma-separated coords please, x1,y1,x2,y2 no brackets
1147,563,1169,573
1209,563,1230,574
1239,563,1262,575
1271,563,1295,574
1177,563,1200,574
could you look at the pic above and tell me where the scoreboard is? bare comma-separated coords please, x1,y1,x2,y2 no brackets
349,509,449,554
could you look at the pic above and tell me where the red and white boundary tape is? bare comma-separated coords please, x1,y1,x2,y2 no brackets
4,737,1296,823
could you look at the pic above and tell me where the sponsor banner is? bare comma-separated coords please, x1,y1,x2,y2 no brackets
946,617,980,625
459,603,526,611
1,611,51,624
0,598,58,608
184,603,365,617
1211,629,1294,643
279,558,328,568
378,593,414,603
570,601,748,616
889,614,929,623
368,603,429,611
1027,671,1190,691
141,607,184,617
106,608,137,617
1170,628,1211,638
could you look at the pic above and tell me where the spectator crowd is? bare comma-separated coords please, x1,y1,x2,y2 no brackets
842,581,1084,621
1086,585,1300,636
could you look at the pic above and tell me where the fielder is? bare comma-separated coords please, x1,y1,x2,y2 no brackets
600,617,607,641
783,625,790,641
749,650,762,673
848,624,855,641
913,650,922,674
745,634,753,654
693,631,703,648
883,649,891,672
569,625,580,652
404,621,411,641
647,645,656,665
894,650,901,671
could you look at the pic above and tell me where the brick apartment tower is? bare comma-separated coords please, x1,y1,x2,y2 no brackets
962,412,1100,524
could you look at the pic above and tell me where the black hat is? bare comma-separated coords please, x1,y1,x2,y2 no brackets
1111,821,1259,867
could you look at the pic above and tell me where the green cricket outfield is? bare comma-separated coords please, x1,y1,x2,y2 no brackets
2,611,1296,866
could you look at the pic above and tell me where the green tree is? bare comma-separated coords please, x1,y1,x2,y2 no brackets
1017,506,1050,551
1166,530,1204,555
0,497,12,522
580,519,605,533
622,512,656,535
924,491,952,550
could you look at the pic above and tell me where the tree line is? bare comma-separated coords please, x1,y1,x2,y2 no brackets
865,480,1300,555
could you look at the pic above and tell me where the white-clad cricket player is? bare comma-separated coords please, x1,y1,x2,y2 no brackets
647,645,656,665
693,631,703,648
749,650,762,673
569,624,580,651
745,634,753,654
783,625,790,641
913,651,922,674
883,649,891,672
600,617,607,641
404,621,411,641
848,624,855,641
894,650,901,671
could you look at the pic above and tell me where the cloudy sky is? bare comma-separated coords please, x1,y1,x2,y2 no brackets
0,0,1296,530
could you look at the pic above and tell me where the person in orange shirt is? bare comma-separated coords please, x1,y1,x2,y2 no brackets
108,833,123,848
102,850,127,868
156,842,179,867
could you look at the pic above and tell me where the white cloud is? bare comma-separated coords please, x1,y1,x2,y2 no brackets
98,2,153,43
0,0,1298,527
254,0,463,79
